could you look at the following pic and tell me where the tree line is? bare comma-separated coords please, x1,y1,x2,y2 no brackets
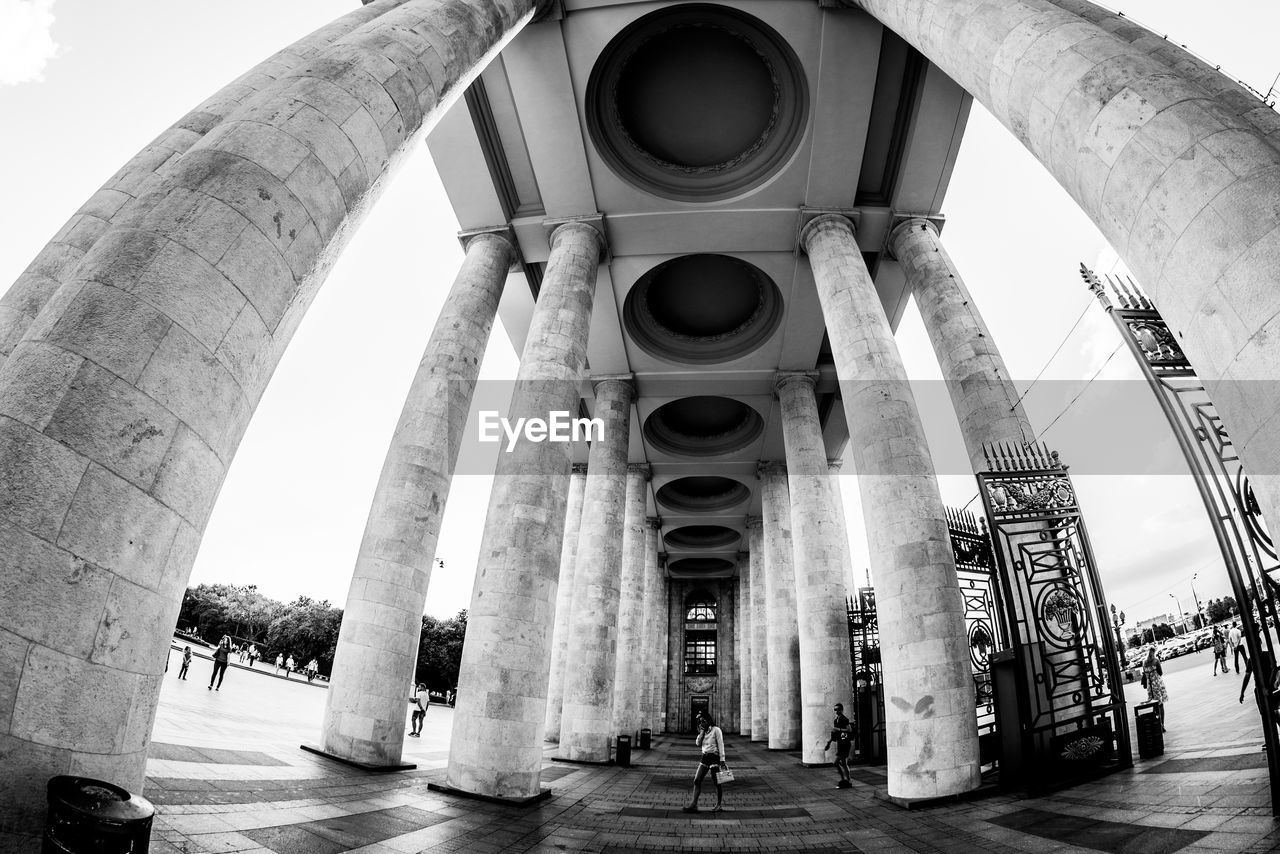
177,583,465,688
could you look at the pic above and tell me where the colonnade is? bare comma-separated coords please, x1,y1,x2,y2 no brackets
5,0,1280,830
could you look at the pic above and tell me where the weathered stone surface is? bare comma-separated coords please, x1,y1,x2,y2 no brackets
746,518,768,742
851,0,1280,549
736,550,751,738
0,0,539,821
776,373,856,765
559,375,634,762
758,463,801,750
611,464,649,737
639,517,665,732
544,464,587,742
322,230,514,766
801,214,978,801
447,221,603,800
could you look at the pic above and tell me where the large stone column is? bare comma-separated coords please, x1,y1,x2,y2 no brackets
889,218,1035,473
801,214,978,801
847,0,1280,541
757,463,801,750
611,464,650,737
544,463,587,742
0,0,540,830
322,229,515,766
0,0,414,364
736,551,752,738
746,518,769,742
558,375,635,762
638,516,663,732
444,219,606,802
775,373,856,765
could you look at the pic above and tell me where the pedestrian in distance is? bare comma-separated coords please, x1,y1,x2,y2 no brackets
408,683,428,737
285,654,296,678
248,644,258,668
305,659,318,683
825,702,853,788
1229,622,1246,673
1212,626,1228,676
1141,645,1168,731
682,712,727,813
178,646,192,680
274,653,283,675
209,637,231,691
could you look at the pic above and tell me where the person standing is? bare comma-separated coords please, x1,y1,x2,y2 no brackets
408,683,428,737
1229,622,1245,674
285,655,296,678
683,713,727,813
825,703,853,788
209,637,231,691
248,644,258,668
275,653,284,675
1142,646,1168,731
305,659,318,683
178,646,192,680
1212,626,1228,676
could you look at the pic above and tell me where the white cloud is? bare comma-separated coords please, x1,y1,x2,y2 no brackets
0,0,59,86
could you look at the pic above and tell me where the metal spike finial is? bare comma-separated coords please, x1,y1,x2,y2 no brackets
1081,263,1113,310
1111,274,1140,311
1126,275,1153,310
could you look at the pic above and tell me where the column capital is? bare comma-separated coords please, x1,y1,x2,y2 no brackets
588,372,635,401
827,459,843,473
571,462,588,476
756,460,787,478
736,550,749,563
798,209,857,256
886,214,945,260
546,214,608,262
774,370,820,397
645,516,663,529
658,552,668,568
532,0,565,23
745,516,764,531
627,462,651,480
457,225,519,268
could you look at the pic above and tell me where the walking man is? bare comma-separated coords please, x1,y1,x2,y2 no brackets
825,703,853,788
1230,622,1246,673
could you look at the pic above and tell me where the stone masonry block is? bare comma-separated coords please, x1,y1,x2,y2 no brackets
0,416,88,543
149,423,226,527
42,283,173,385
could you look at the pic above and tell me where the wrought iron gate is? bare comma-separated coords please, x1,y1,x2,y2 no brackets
1086,265,1280,812
846,587,884,763
977,442,1131,791
947,506,1006,756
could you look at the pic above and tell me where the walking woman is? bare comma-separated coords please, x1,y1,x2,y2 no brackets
683,713,727,813
209,637,231,691
1212,626,1228,676
1142,646,1168,731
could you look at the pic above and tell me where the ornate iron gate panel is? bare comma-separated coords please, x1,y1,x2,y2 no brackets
978,443,1131,790
846,587,885,763
947,506,1006,743
1086,265,1280,813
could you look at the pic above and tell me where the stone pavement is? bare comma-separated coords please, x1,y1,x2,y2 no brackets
139,649,1279,853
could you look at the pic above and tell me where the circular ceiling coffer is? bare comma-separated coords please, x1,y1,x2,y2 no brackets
665,525,742,550
586,4,808,201
656,476,751,514
644,396,764,457
624,254,783,364
669,557,736,576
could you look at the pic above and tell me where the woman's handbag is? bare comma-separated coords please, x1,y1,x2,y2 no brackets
716,764,735,783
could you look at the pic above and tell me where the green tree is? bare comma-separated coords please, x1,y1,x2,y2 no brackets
1206,596,1238,624
1153,622,1175,641
415,610,467,691
266,596,343,675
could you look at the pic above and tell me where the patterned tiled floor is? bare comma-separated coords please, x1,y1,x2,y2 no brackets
96,648,1280,851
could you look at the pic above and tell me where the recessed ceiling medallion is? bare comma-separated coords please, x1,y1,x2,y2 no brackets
586,4,808,201
644,396,764,457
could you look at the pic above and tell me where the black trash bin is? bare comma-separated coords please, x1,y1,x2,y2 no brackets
1135,701,1164,759
44,776,154,853
639,728,651,750
615,734,632,768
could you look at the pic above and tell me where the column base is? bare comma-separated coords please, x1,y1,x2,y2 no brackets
551,755,613,766
299,744,416,772
798,760,835,768
871,778,998,810
427,782,552,806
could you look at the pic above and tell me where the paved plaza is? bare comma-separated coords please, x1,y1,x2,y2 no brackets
138,646,1280,853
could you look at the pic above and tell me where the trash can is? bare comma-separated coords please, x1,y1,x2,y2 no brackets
1134,701,1164,759
615,734,632,768
43,776,154,853
639,728,651,750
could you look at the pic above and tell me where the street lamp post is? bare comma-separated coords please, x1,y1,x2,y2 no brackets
1190,572,1204,628
1169,593,1186,635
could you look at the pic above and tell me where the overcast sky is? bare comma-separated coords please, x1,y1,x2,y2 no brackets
2,0,1278,633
